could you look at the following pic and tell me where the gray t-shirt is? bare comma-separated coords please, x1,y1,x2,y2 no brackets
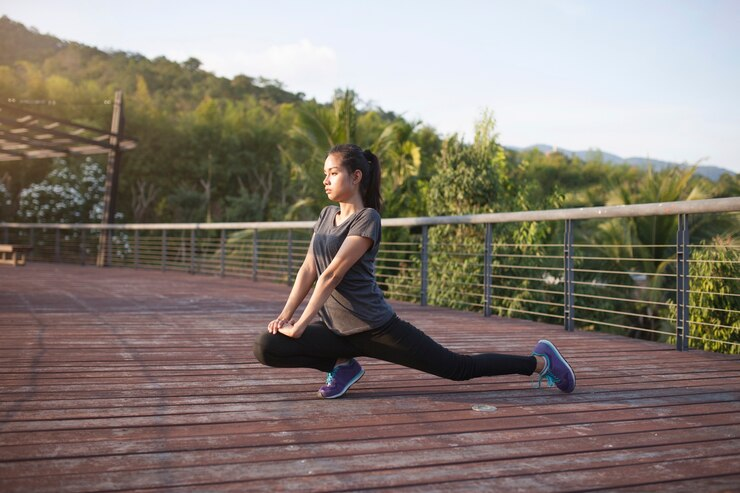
312,205,395,335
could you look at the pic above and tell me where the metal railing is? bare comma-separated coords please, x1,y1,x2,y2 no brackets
3,197,739,353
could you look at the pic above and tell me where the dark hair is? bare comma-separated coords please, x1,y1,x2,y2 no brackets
327,143,382,212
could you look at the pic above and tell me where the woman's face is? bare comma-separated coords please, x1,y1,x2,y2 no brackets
323,154,360,203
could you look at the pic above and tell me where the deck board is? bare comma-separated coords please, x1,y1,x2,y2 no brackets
1,263,738,492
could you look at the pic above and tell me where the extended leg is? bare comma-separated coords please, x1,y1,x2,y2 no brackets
350,316,536,381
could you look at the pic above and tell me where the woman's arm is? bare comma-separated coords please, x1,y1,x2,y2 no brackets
276,235,373,338
267,239,318,333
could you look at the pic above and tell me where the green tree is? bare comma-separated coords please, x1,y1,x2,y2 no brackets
422,112,561,315
684,237,739,353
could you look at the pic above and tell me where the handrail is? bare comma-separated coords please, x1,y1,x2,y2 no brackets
2,197,738,230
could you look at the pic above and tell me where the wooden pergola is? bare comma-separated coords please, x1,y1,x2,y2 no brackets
0,91,136,266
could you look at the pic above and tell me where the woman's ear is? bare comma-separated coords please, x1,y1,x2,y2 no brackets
353,169,362,184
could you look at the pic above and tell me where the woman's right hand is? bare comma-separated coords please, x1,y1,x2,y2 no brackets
267,317,296,334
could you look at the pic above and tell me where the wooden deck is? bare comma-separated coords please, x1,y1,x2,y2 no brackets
1,263,738,492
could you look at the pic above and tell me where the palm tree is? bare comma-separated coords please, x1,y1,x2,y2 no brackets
587,165,709,340
284,89,420,218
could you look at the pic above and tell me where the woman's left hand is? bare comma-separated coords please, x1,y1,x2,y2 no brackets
278,322,306,339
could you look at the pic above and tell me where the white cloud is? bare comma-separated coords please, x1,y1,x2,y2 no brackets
196,39,339,98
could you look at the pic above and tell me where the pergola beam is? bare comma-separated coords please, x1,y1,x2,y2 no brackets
0,102,136,162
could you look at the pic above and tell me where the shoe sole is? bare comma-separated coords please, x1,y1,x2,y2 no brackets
538,339,576,393
318,369,365,399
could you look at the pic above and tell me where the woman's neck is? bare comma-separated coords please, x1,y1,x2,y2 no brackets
337,197,364,220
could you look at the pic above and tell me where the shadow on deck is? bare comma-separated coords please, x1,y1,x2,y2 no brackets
1,263,738,492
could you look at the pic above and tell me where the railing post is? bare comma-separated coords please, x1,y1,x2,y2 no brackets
55,228,61,263
420,225,428,307
484,223,493,317
220,229,226,277
190,228,196,274
252,229,258,282
80,229,86,266
676,213,690,351
29,228,34,260
287,230,293,285
134,230,140,269
106,227,113,267
3,226,7,244
564,219,575,331
161,230,167,272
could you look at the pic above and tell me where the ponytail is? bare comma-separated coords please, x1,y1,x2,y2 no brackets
361,150,382,212
327,144,383,213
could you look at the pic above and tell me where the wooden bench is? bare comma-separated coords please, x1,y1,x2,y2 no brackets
0,244,33,266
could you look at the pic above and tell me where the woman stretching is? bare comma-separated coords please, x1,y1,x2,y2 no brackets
253,144,576,399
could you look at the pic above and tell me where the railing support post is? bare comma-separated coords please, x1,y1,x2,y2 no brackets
80,229,86,266
3,226,7,244
484,223,492,317
252,229,258,282
190,229,196,274
55,228,61,263
134,230,140,269
29,228,34,260
106,228,113,267
564,219,575,331
287,230,293,285
220,229,226,277
420,225,428,306
161,230,167,272
676,213,690,351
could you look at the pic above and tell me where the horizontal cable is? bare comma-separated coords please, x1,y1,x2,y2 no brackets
489,274,551,283
573,268,674,278
491,252,562,260
574,244,673,249
489,294,563,308
690,320,739,331
574,304,673,322
687,305,740,315
376,265,412,273
376,257,417,265
432,279,485,289
490,243,563,248
690,274,740,282
690,244,740,249
572,280,674,293
430,297,484,309
573,317,672,337
573,291,672,307
574,255,671,263
490,284,563,297
689,259,739,264
491,263,561,272
490,305,564,320
686,334,740,347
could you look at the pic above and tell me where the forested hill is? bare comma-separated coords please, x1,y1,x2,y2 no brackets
0,15,303,111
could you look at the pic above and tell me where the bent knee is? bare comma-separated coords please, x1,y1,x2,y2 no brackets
252,331,273,366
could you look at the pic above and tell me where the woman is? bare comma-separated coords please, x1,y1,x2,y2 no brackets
253,144,575,399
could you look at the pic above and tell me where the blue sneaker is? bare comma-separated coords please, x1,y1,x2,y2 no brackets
318,359,365,399
532,340,576,393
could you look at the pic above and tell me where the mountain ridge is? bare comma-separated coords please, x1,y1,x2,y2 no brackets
511,144,733,181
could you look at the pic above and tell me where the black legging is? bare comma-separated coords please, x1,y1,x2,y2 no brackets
253,315,536,381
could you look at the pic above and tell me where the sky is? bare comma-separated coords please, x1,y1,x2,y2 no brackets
2,0,739,173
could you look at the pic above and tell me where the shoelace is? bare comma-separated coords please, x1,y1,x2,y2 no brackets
531,354,560,389
325,369,337,386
